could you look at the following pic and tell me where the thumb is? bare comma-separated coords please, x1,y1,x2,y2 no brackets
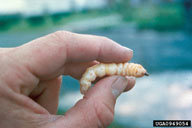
51,76,135,128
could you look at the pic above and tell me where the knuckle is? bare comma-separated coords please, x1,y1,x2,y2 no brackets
54,30,70,36
51,30,73,42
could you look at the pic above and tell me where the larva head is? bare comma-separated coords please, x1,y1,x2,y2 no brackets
135,64,148,77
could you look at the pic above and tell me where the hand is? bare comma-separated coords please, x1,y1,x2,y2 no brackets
0,31,135,128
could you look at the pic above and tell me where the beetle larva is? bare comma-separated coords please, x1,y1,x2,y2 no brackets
80,63,149,94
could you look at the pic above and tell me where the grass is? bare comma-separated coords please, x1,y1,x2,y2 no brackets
0,14,22,31
122,3,185,31
1,3,185,32
0,9,114,33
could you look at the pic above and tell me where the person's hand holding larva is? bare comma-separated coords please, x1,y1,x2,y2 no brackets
0,31,136,128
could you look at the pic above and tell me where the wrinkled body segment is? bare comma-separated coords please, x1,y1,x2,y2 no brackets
80,63,148,94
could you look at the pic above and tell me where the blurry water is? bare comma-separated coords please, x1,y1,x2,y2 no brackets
1,24,192,127
115,71,192,127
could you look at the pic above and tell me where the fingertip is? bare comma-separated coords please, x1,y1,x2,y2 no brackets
121,46,133,62
122,46,133,53
94,36,133,63
103,44,133,63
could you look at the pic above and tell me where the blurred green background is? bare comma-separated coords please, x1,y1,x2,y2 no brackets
0,0,192,127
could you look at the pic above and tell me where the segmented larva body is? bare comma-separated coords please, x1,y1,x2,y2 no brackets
80,63,148,94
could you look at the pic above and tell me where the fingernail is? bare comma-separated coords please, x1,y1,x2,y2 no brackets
123,46,133,52
111,77,129,98
126,76,135,80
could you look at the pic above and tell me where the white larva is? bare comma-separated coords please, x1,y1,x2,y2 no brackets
80,63,149,94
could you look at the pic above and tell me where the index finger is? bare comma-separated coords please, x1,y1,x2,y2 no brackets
17,31,133,79
58,31,133,63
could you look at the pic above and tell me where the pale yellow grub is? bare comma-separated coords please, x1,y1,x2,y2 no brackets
80,63,148,94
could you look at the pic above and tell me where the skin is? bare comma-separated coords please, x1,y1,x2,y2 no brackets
0,31,136,128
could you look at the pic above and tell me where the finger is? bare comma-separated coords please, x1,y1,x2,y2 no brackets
50,76,135,128
30,76,62,114
16,31,133,80
60,32,133,63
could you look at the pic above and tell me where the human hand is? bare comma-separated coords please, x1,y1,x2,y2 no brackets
0,31,135,128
